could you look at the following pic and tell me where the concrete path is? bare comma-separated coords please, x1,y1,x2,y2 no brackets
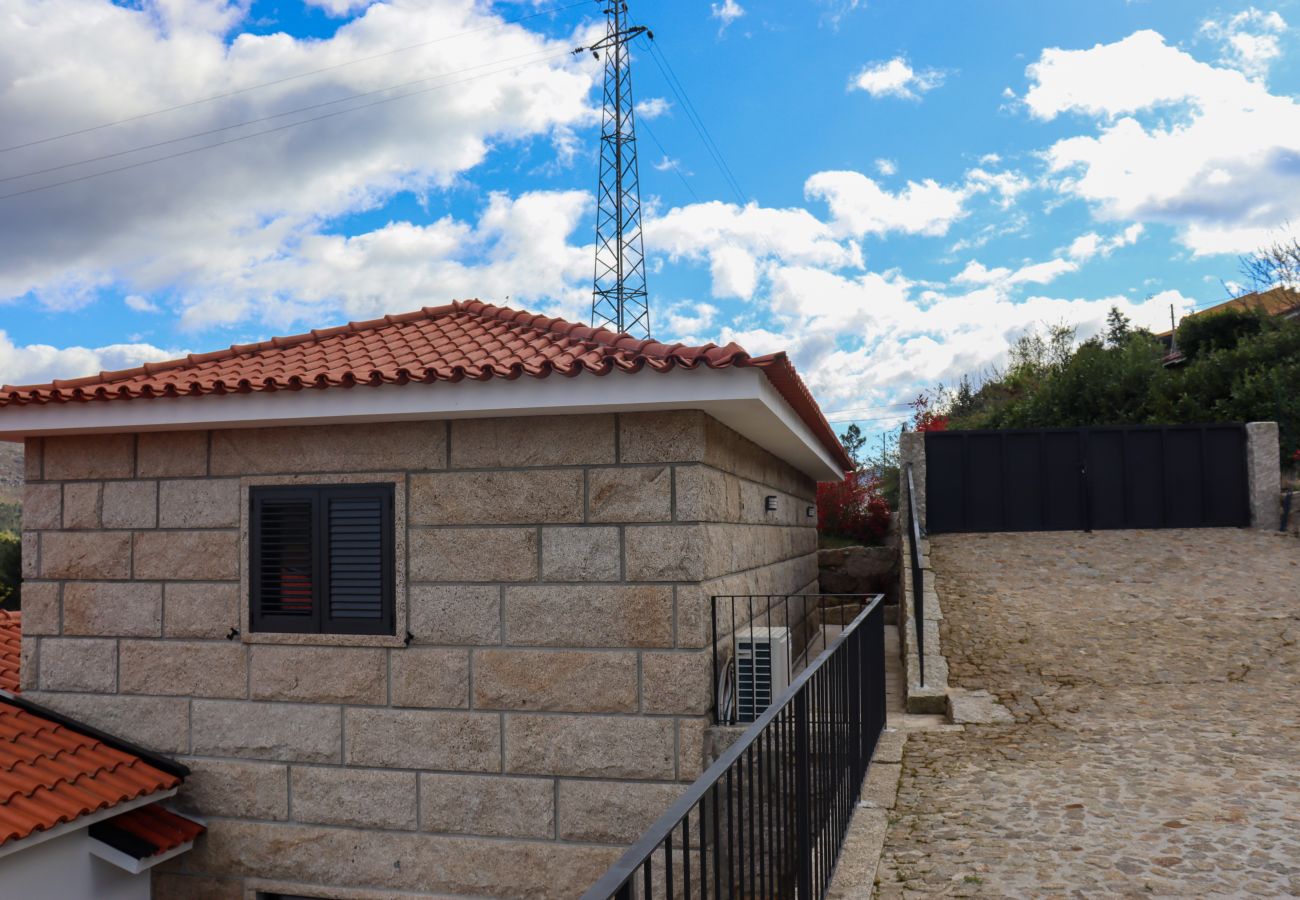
876,529,1300,897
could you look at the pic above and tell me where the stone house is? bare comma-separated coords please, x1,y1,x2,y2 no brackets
0,301,851,899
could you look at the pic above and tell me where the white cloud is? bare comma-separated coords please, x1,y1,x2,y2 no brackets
660,302,719,341
964,167,1032,210
124,294,161,313
186,189,595,331
1066,223,1144,260
302,0,375,17
848,57,945,100
1201,8,1288,80
805,170,968,237
1024,29,1300,256
954,257,1077,287
0,0,600,320
0,331,181,387
647,199,862,300
711,0,745,32
635,97,672,120
875,158,897,176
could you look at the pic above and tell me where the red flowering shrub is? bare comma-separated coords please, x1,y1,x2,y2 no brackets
817,470,891,544
909,394,949,432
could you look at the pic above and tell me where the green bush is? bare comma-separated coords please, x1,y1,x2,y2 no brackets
942,309,1300,457
0,531,19,611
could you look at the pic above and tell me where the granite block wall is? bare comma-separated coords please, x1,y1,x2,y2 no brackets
20,409,819,899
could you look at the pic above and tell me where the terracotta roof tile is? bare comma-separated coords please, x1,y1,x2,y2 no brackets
0,300,852,471
96,803,205,857
0,612,19,694
0,697,183,847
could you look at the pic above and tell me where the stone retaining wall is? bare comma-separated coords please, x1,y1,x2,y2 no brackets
20,409,818,899
898,432,949,714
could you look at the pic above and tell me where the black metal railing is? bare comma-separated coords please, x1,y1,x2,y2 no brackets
581,594,887,900
710,593,871,726
906,463,925,687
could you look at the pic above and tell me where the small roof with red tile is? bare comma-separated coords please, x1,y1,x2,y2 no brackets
0,694,188,848
0,612,19,694
92,802,205,859
0,300,853,471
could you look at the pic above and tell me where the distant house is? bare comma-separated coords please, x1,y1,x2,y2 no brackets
0,611,205,899
0,300,850,899
1159,286,1300,364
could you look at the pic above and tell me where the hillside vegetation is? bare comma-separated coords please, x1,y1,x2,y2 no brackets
931,307,1300,464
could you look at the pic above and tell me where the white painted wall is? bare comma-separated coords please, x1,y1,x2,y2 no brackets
0,828,149,900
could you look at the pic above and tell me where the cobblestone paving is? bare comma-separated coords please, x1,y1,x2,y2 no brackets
877,529,1300,897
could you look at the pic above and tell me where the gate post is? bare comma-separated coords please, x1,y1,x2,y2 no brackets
1245,422,1281,529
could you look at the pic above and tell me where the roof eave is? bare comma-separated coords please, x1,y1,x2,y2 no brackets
0,367,846,482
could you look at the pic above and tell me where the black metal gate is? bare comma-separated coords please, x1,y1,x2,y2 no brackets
925,424,1250,533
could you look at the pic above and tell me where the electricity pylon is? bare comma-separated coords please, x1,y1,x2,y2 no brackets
583,2,652,339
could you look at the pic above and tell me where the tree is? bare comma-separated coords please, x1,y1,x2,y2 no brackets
1105,306,1132,348
838,424,867,468
1239,234,1300,291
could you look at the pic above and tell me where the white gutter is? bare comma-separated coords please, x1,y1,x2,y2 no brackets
0,367,844,482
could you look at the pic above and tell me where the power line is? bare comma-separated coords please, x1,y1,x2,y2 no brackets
637,116,699,204
824,412,912,425
0,47,564,186
642,39,748,206
0,0,596,155
0,50,573,202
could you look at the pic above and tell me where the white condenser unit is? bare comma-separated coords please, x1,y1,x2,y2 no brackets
734,626,791,723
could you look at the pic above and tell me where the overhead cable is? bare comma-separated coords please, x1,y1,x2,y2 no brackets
0,50,573,202
0,0,596,155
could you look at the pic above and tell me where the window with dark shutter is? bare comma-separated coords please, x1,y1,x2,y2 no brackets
250,484,395,635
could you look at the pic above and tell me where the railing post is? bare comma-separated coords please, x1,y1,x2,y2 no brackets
847,622,862,788
794,688,812,898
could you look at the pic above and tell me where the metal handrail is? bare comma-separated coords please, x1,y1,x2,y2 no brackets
906,463,925,686
710,592,873,726
581,593,885,900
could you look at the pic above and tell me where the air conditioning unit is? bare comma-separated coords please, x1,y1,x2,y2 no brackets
734,626,791,723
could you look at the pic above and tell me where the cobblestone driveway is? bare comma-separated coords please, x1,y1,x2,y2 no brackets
877,529,1300,897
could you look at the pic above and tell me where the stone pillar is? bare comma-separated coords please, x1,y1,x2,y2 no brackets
1246,421,1281,530
898,431,926,534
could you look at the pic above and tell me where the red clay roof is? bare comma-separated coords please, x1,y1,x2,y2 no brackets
0,612,19,694
0,696,184,847
1157,286,1300,338
0,300,853,472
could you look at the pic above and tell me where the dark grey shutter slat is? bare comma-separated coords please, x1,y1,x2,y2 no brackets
253,497,315,621
326,496,386,622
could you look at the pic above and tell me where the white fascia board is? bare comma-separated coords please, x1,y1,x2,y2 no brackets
0,367,844,481
88,834,196,874
0,788,177,860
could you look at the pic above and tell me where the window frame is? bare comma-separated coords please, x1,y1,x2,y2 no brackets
249,482,396,637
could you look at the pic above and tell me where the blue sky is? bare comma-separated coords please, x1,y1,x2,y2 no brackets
1,0,1298,440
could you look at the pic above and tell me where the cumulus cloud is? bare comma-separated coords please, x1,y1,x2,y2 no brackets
0,332,182,387
875,158,897,176
1024,29,1300,255
647,200,862,300
635,97,672,120
848,57,945,100
0,0,599,318
805,171,969,237
711,0,745,32
187,189,595,331
124,294,161,313
1201,8,1288,80
1066,224,1144,261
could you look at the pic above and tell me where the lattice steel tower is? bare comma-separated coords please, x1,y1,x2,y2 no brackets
587,2,651,339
